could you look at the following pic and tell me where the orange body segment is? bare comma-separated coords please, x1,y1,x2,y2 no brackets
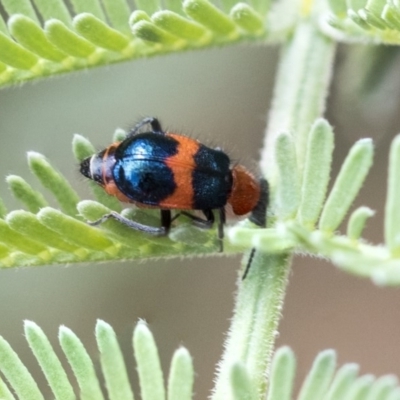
228,165,261,216
159,133,199,209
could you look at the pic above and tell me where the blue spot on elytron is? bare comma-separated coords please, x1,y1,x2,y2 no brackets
192,145,232,210
113,133,178,205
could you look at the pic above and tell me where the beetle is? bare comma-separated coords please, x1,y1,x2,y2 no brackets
80,117,268,276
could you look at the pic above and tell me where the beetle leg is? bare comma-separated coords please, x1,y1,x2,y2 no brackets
243,178,269,279
218,208,225,252
175,209,215,229
174,210,224,252
87,211,168,236
242,248,255,280
127,117,164,137
160,209,172,235
249,178,269,227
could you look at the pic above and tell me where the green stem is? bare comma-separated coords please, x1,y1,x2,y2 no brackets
212,253,291,399
213,17,336,400
261,20,335,191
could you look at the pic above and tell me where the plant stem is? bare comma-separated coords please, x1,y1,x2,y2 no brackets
212,17,336,400
261,20,335,191
212,252,292,399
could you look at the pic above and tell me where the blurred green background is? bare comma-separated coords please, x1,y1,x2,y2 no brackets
0,44,400,398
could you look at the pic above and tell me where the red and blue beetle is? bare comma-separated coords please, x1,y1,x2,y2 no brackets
80,117,268,272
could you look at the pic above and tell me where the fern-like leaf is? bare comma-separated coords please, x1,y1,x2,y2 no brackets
0,0,284,87
0,127,235,268
230,121,400,286
0,322,399,400
322,0,400,44
1,120,400,287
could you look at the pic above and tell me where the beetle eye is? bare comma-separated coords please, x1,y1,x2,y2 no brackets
80,157,91,179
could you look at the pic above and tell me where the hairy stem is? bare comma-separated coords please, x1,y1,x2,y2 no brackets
212,252,291,399
261,20,335,191
212,16,336,400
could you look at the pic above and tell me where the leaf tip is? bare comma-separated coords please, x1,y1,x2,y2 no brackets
27,151,46,164
357,137,374,149
95,319,111,334
7,13,32,28
23,319,37,330
58,324,73,339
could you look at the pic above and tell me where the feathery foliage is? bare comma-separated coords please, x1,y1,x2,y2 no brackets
323,0,400,44
0,0,291,88
0,322,399,399
0,0,400,398
2,120,400,286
